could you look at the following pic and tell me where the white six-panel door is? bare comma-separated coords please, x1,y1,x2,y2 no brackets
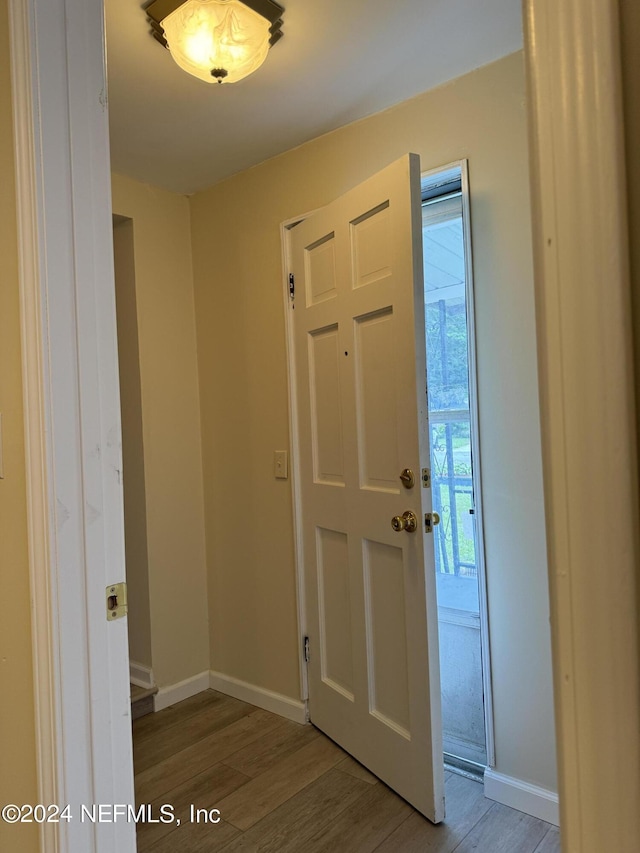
290,154,444,822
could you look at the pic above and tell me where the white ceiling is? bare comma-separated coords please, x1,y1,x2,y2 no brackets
106,0,523,195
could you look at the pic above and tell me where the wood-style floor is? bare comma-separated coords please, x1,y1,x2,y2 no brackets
133,689,560,853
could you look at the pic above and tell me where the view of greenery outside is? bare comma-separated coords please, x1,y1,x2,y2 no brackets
431,421,476,573
425,298,469,413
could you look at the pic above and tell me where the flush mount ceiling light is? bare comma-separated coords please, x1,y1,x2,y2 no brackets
146,0,284,84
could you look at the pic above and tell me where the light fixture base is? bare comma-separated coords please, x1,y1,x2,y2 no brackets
145,0,284,50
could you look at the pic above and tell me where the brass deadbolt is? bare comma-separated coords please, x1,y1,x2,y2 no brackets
399,468,415,489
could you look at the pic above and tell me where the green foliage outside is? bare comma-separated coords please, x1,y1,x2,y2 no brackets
426,296,476,575
426,298,469,416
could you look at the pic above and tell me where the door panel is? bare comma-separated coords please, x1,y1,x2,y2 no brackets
305,231,337,305
363,538,411,735
291,154,444,822
317,527,354,699
308,326,344,484
351,201,392,287
354,308,400,491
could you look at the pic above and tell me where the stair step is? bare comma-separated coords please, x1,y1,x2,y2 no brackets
131,683,158,721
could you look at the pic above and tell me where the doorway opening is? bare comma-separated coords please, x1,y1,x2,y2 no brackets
112,214,157,723
421,163,493,776
281,157,494,819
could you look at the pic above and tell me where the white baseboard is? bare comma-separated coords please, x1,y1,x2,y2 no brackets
209,670,308,724
154,671,211,712
484,768,559,826
129,660,154,690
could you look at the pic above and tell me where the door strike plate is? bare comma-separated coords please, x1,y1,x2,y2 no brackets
106,582,128,621
422,468,431,488
424,512,440,533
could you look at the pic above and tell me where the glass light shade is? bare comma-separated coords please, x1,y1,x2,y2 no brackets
162,0,271,84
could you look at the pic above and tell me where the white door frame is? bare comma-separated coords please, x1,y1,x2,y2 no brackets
280,214,312,708
524,1,640,851
9,1,135,851
9,0,640,850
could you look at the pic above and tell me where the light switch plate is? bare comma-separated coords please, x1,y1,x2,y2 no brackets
274,450,288,479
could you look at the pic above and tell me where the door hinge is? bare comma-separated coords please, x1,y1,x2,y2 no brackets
289,273,295,302
106,582,128,621
303,635,310,663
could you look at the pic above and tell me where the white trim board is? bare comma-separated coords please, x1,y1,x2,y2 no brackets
209,671,308,724
484,769,559,826
524,0,640,848
153,671,211,712
129,661,154,690
8,4,58,851
152,671,308,723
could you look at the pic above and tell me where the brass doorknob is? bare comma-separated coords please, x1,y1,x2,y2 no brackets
391,510,418,533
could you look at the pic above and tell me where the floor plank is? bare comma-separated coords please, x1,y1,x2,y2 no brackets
335,755,379,786
373,772,493,853
134,695,256,773
135,709,284,803
217,767,371,853
534,826,562,853
453,802,550,853
216,735,344,831
221,718,319,778
144,819,240,853
136,763,250,852
302,781,412,853
133,690,224,742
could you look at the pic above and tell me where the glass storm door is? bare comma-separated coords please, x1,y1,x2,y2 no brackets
422,173,490,770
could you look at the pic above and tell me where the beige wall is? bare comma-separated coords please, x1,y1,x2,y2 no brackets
112,174,209,688
0,2,39,850
190,51,557,792
113,217,153,668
